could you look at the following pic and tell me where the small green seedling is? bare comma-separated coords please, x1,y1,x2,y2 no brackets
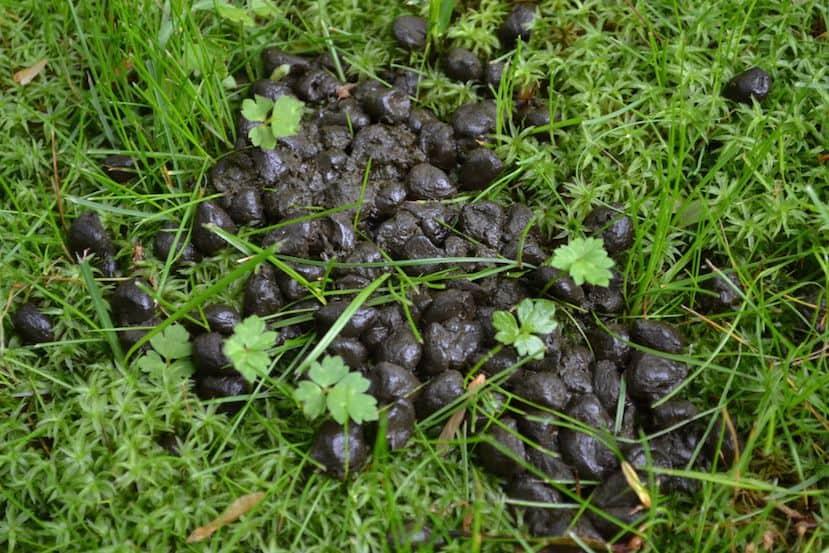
241,94,305,150
294,355,378,425
136,323,193,379
549,237,615,287
491,298,558,359
223,315,278,382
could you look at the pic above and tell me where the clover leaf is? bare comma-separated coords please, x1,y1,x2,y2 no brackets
223,315,278,382
549,237,615,287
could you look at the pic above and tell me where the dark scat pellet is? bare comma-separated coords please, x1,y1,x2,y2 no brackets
585,271,625,314
243,264,284,317
626,352,689,405
208,151,256,194
587,470,647,539
192,332,231,376
443,47,483,82
509,370,570,411
723,67,771,104
111,278,155,326
558,346,594,395
506,477,563,537
154,225,201,265
202,304,241,335
392,15,427,51
375,181,408,217
584,205,634,256
485,60,506,89
101,154,136,183
225,187,265,227
459,147,503,190
422,289,476,325
377,327,422,371
630,319,686,354
528,447,575,483
67,211,117,276
191,201,238,256
588,323,630,366
401,235,444,275
383,398,416,450
417,121,457,171
315,301,378,338
310,420,368,479
320,125,351,150
460,202,504,248
13,303,55,344
517,102,550,134
499,4,536,46
650,399,698,430
327,336,368,369
407,107,437,134
452,101,497,139
118,321,156,354
698,271,742,313
369,361,421,404
261,47,310,77
250,78,292,101
407,163,456,200
415,369,464,419
294,69,339,103
420,318,482,375
558,394,618,480
195,374,250,414
476,416,527,478
365,87,412,124
592,360,621,412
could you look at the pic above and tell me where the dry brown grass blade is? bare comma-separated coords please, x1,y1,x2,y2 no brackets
13,59,48,85
437,374,487,454
186,491,265,543
620,461,651,509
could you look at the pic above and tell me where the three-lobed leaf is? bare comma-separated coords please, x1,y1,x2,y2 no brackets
517,298,558,335
270,95,305,138
150,323,192,360
294,381,325,419
492,310,520,346
248,125,276,150
549,237,615,287
241,95,273,122
296,355,378,425
223,315,278,383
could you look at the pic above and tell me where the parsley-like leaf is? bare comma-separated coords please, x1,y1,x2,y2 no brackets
309,355,350,388
270,95,305,138
248,125,276,150
549,237,615,287
241,95,273,122
223,315,278,382
150,323,192,360
294,381,325,419
327,372,378,425
137,351,166,373
492,310,520,346
513,334,546,359
517,298,558,336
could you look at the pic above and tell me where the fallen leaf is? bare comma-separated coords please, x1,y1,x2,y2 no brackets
186,491,265,543
437,374,487,454
13,59,48,85
620,461,651,509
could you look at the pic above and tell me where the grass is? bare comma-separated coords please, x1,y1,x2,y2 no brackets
1,0,827,551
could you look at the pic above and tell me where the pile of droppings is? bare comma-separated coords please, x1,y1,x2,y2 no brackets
11,4,769,544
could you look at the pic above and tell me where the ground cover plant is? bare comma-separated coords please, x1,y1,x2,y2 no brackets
1,0,828,551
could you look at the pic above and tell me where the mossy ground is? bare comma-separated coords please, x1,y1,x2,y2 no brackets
1,0,827,551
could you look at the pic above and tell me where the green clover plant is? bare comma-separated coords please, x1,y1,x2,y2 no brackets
136,323,193,380
491,298,558,359
241,94,305,150
549,237,615,287
294,355,378,425
223,315,278,382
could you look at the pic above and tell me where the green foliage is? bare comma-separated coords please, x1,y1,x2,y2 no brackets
191,0,280,26
223,315,278,382
241,95,305,149
136,324,193,380
294,355,378,425
492,298,557,359
549,237,615,287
